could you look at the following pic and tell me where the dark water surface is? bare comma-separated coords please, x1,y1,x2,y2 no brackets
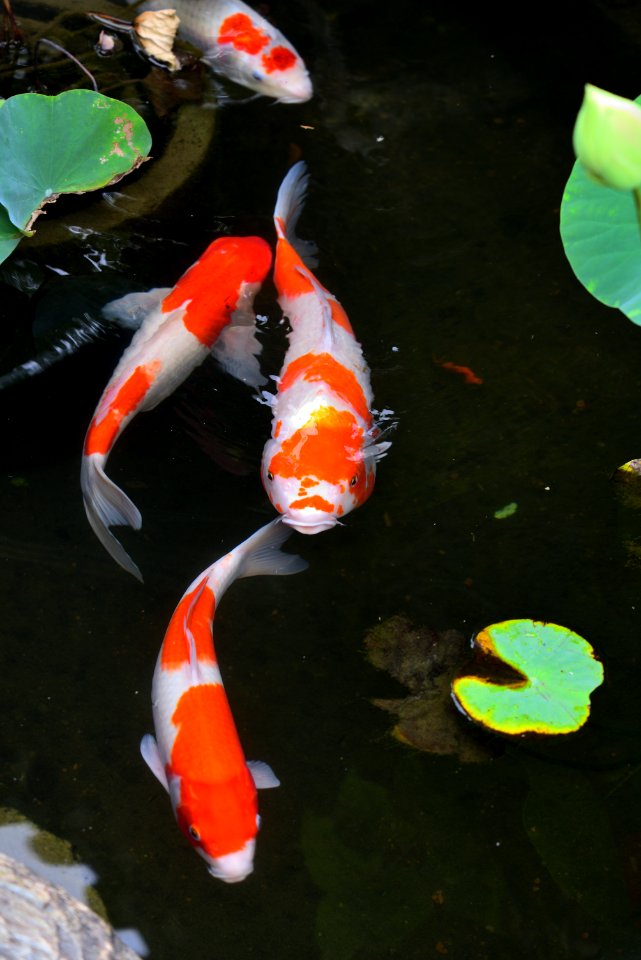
2,1,641,957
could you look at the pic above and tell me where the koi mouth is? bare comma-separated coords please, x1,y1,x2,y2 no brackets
207,864,253,883
282,515,338,534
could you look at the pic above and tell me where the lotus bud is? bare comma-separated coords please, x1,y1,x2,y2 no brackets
573,83,641,190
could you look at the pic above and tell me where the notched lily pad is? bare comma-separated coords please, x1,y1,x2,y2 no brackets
452,619,604,736
365,616,494,762
0,90,152,239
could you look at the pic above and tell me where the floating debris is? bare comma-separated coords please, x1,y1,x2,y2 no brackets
133,9,180,71
436,360,483,385
493,502,517,519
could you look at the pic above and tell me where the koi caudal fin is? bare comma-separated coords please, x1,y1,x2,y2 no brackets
80,453,143,581
195,518,308,605
273,161,318,267
234,517,309,581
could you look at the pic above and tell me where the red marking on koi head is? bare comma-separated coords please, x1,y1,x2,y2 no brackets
266,407,364,487
84,361,161,456
162,237,272,348
218,13,269,55
262,46,296,73
161,581,217,670
289,494,334,513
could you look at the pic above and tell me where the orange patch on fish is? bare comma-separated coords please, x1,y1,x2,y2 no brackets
162,237,272,348
328,298,354,335
273,236,314,298
170,684,246,784
262,46,296,73
278,352,370,423
176,768,256,858
161,581,217,670
84,361,161,455
268,407,363,485
289,494,334,513
218,13,269,55
274,419,283,438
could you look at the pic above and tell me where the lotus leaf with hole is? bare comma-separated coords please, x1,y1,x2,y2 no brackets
0,90,151,265
451,619,603,735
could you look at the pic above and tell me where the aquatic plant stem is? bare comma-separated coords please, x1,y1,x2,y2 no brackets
33,37,98,91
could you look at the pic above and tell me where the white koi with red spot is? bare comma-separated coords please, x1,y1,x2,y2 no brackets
81,236,272,581
261,161,391,535
137,0,312,102
140,518,306,882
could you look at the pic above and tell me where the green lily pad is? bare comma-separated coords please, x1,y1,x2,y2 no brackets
0,202,23,264
560,96,641,324
0,90,151,239
451,619,603,735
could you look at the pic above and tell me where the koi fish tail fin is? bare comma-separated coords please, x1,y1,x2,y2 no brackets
274,161,319,267
235,518,309,581
80,453,143,581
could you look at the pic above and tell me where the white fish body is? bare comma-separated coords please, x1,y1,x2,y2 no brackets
137,0,313,102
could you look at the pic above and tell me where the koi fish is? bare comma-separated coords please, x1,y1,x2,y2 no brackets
140,518,307,882
81,235,272,581
260,161,391,534
136,0,313,102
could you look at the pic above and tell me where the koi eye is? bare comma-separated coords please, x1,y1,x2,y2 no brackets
188,825,201,842
251,70,264,82
350,474,358,487
267,471,274,481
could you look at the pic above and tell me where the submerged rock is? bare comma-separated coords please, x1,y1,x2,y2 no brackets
364,616,495,763
0,851,140,960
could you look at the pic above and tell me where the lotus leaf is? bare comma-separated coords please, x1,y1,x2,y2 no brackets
560,94,641,324
451,619,603,735
0,90,151,247
0,202,23,263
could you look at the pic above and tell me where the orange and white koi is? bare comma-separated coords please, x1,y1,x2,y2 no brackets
140,518,306,882
81,235,272,581
260,161,391,534
137,0,312,102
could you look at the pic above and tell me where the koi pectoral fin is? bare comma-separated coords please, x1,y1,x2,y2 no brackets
81,453,143,581
247,760,280,789
140,734,169,792
211,323,265,389
102,288,172,331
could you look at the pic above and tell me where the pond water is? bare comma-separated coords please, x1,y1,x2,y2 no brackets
2,0,641,957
